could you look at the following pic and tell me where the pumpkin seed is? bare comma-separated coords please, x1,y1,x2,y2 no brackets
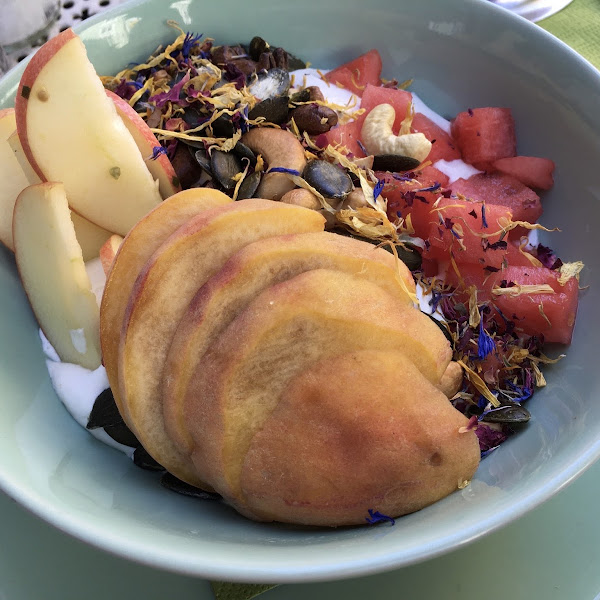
303,159,353,200
160,472,222,500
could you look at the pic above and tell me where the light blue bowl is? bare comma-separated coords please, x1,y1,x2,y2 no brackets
1,0,599,583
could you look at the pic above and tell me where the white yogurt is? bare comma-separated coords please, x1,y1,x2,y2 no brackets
434,158,482,184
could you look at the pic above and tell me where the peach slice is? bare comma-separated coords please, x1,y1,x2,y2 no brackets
118,200,325,486
107,90,181,199
182,269,452,503
100,188,231,418
13,182,101,369
7,128,114,261
15,29,162,236
164,230,417,452
240,350,480,525
0,109,29,251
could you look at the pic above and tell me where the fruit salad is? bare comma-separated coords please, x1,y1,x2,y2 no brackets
0,23,582,525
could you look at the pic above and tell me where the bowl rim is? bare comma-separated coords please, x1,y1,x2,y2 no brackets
1,0,600,583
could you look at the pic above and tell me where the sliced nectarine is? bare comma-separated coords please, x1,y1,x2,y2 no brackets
100,187,231,419
182,269,452,503
118,199,325,486
164,230,416,453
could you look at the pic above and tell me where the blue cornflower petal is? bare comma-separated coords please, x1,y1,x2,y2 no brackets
365,509,396,526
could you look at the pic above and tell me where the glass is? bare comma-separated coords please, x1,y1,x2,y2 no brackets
0,0,61,53
487,0,575,22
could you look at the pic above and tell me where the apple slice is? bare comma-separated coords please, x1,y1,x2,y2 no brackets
106,90,181,199
163,230,417,453
118,200,325,486
99,234,124,276
0,109,30,251
100,187,232,420
8,129,114,261
13,182,101,369
15,28,162,236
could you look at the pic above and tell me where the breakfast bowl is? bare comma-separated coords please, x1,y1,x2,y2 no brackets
0,0,599,584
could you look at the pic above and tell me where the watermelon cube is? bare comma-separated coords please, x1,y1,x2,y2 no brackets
451,173,542,226
324,49,382,97
359,83,413,131
485,266,578,344
412,113,461,163
492,156,555,190
451,108,516,170
381,167,448,238
316,119,366,157
426,197,513,269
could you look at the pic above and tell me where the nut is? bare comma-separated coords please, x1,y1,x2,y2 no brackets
292,103,338,135
241,128,307,200
361,103,432,163
280,188,322,210
339,188,369,210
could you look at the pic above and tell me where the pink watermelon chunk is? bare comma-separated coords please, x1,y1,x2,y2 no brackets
359,84,413,131
450,173,542,226
492,156,555,190
451,108,516,170
485,266,578,344
316,119,366,157
324,49,382,97
412,113,461,163
425,197,513,269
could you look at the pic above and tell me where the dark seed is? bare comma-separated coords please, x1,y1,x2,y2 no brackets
303,160,353,200
87,388,122,429
286,52,307,71
171,142,206,189
396,244,423,271
292,103,338,135
104,422,139,447
236,171,261,200
372,155,422,172
248,36,270,62
210,150,243,190
160,472,222,500
133,446,165,471
290,86,324,104
248,95,290,125
481,402,531,424
193,148,212,173
232,141,257,167
211,113,235,138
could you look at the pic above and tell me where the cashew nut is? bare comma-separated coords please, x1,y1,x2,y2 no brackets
361,103,432,163
241,128,307,200
280,188,321,210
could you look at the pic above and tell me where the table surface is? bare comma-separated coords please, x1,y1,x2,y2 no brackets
2,1,600,599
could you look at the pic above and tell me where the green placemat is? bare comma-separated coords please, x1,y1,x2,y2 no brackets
209,4,598,600
539,0,600,68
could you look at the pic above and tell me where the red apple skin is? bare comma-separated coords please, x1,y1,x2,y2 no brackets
15,28,77,183
106,90,182,198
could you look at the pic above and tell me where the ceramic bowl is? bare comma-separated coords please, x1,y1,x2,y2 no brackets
1,0,599,583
